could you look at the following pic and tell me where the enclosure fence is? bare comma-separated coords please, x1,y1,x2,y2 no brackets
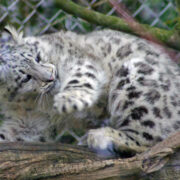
0,0,177,35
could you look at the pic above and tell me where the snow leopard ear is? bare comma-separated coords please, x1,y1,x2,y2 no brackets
4,25,24,43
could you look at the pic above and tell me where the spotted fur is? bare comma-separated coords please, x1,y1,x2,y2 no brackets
0,26,180,157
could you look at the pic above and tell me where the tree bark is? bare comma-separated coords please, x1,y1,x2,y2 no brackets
0,131,180,180
55,0,180,51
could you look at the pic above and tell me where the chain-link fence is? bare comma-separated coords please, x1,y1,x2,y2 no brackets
0,0,177,35
0,0,178,144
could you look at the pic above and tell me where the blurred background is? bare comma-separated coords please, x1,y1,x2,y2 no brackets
0,0,178,144
0,0,178,35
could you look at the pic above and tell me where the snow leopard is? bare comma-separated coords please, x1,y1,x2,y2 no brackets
0,25,180,157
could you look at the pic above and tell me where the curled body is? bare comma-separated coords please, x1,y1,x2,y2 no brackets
0,26,180,156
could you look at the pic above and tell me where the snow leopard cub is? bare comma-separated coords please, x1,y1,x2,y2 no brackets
0,26,180,156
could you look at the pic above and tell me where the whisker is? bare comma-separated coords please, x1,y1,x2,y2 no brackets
35,93,41,105
36,92,44,110
35,82,54,110
40,93,45,109
42,93,47,109
45,93,50,107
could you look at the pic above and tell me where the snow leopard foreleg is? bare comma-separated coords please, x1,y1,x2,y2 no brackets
87,65,148,156
53,60,105,114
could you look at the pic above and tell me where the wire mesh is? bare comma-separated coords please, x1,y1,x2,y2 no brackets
0,0,177,34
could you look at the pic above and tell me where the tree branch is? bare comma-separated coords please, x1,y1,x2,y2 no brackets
175,0,180,37
0,131,180,180
176,0,180,15
55,0,180,51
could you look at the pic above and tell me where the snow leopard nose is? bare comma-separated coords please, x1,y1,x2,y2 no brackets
29,63,56,82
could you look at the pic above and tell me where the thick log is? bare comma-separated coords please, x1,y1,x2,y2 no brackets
0,131,180,180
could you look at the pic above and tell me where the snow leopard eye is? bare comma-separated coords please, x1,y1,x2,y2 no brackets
35,52,41,63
